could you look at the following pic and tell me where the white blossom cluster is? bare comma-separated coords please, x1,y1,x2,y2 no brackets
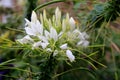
17,7,89,62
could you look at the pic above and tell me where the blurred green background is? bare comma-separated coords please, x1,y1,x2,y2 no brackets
0,0,120,80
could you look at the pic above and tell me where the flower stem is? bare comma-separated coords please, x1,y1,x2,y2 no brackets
39,52,58,80
34,0,66,11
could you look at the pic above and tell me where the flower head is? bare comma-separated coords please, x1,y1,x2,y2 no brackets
17,7,89,62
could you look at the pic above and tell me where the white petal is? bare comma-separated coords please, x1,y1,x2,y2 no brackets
82,40,89,47
60,43,68,49
48,19,52,28
77,40,89,47
79,32,85,40
45,30,50,39
43,9,47,21
33,41,41,49
40,42,49,49
32,41,49,49
77,41,83,45
58,32,63,38
46,48,52,52
31,22,39,35
38,36,48,43
69,17,75,30
36,20,43,35
25,18,30,23
66,50,75,62
17,39,24,44
72,29,81,38
25,27,35,36
50,27,58,41
62,19,66,31
82,32,89,39
53,50,58,57
73,29,80,34
17,35,33,44
55,7,61,24
31,11,37,23
25,18,31,26
24,35,33,42
55,7,61,19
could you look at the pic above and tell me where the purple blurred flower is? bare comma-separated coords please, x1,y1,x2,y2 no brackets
0,59,13,80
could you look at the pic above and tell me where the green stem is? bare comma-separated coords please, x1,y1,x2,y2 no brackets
53,67,97,80
34,0,66,11
111,47,118,80
0,59,15,66
39,52,58,80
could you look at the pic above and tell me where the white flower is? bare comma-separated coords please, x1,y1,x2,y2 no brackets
25,21,43,36
60,43,68,49
69,17,75,30
16,7,90,63
17,35,33,44
25,11,43,36
66,50,75,62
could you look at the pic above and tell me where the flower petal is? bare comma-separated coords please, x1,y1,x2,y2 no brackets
77,40,89,47
77,41,83,45
38,36,48,43
24,35,33,42
25,18,31,26
33,41,41,49
36,20,43,35
45,30,50,39
60,43,68,49
55,7,61,25
25,27,35,36
69,17,75,31
53,50,58,57
40,42,49,49
17,35,33,44
32,41,49,49
31,11,37,23
66,50,75,62
62,19,66,31
50,27,58,41
46,48,52,52
81,32,89,39
82,40,89,47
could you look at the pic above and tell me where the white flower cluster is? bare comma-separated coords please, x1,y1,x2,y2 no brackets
17,7,89,62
